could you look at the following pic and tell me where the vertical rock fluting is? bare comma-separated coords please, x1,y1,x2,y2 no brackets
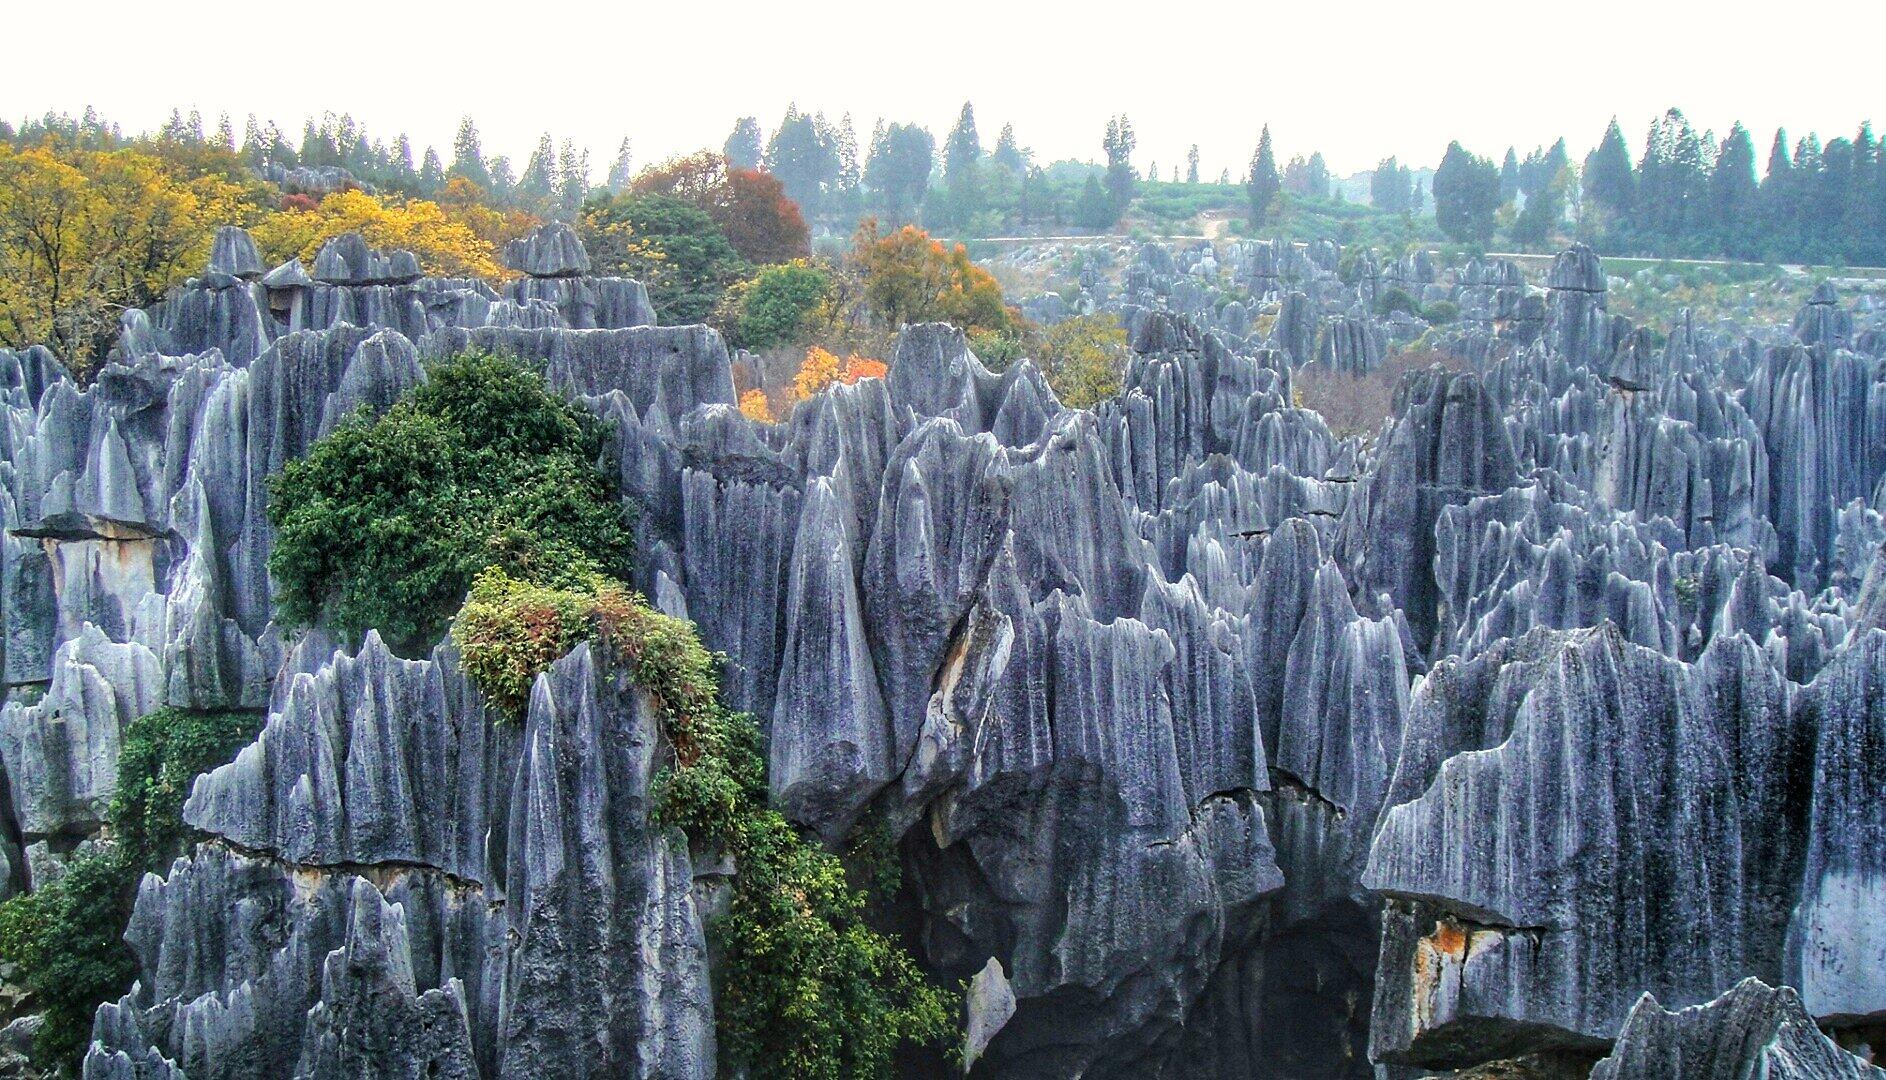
0,230,1877,1077
90,641,712,1080
1362,623,1886,1069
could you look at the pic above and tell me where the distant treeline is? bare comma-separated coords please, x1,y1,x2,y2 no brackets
9,103,1883,264
1427,109,1886,266
1579,110,1886,266
0,107,622,221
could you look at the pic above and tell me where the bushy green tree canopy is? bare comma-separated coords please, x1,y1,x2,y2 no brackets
268,350,632,655
1432,141,1501,246
580,192,748,324
724,261,831,350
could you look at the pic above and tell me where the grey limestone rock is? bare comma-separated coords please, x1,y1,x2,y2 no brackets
8,234,1885,1079
1785,630,1886,1026
1590,979,1882,1080
207,227,264,280
1364,625,1817,1067
503,222,591,278
311,233,423,285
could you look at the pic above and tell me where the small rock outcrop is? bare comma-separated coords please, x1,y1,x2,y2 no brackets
503,222,591,278
1590,979,1883,1080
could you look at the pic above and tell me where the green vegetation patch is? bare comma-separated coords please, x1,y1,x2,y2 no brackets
581,192,748,324
268,349,633,656
0,707,261,1070
718,261,832,351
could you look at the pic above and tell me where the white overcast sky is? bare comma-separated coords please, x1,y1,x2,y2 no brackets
11,0,1884,180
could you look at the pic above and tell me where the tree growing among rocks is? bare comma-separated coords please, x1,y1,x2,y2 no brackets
1247,125,1281,228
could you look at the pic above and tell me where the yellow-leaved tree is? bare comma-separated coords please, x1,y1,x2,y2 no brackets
0,143,255,377
792,347,886,401
251,189,508,280
793,346,844,399
435,178,542,253
739,388,775,423
1038,313,1130,409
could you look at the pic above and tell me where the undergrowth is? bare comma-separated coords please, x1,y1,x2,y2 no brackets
0,707,260,1071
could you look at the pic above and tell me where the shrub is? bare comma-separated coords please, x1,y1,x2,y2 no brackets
965,325,1030,371
739,388,775,423
269,350,631,655
1293,346,1466,440
1375,286,1419,317
1037,313,1129,409
792,347,885,401
110,709,263,867
0,707,260,1069
639,655,955,1079
1421,299,1460,324
452,568,624,716
0,847,136,1070
711,806,954,1079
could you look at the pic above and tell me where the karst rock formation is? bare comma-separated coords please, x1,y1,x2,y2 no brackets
1,225,1881,1077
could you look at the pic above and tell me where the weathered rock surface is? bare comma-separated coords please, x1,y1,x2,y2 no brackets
504,222,591,278
1589,979,1882,1080
88,641,713,1080
0,236,1876,1078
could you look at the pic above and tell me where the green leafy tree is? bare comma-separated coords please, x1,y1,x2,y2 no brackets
1582,118,1636,227
1710,123,1759,254
765,106,841,221
864,122,935,225
449,115,490,190
582,192,748,323
1074,174,1114,230
943,102,981,183
519,133,557,205
1305,151,1331,200
993,124,1026,175
723,261,831,350
1372,157,1412,214
1103,115,1137,217
605,137,635,193
1512,164,1571,247
1432,141,1501,246
1499,147,1521,205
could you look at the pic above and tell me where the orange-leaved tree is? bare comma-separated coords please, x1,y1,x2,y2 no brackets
792,346,885,400
739,388,775,423
847,219,1015,335
632,151,809,266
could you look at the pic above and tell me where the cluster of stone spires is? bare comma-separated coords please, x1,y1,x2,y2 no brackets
0,219,1881,1078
